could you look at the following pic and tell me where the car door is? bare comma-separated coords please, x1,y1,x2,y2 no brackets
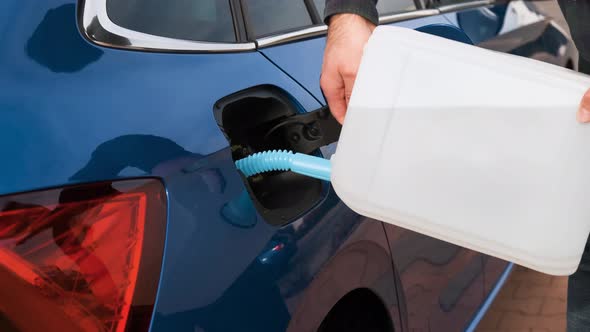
71,1,401,331
252,1,488,331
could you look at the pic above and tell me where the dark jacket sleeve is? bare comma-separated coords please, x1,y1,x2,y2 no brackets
558,0,590,74
324,0,379,25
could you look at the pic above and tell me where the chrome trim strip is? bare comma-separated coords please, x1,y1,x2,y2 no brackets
379,9,440,24
78,0,256,53
464,263,514,332
78,0,492,53
257,9,442,48
257,25,328,48
437,0,492,13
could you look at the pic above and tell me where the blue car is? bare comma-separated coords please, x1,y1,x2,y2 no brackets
0,0,576,331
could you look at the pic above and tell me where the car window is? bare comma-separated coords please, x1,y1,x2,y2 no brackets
433,0,476,6
106,0,236,42
314,0,417,22
244,0,313,37
377,0,417,15
313,0,326,19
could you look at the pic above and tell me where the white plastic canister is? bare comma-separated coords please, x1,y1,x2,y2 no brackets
331,26,590,275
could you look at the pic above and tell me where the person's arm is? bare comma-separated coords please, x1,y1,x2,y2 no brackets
321,1,378,124
324,0,379,26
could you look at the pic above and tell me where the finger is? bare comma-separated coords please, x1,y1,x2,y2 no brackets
340,60,359,107
343,73,357,107
321,70,347,124
578,88,590,123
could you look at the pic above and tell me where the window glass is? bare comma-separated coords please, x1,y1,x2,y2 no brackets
313,0,326,19
377,0,417,15
106,0,236,42
314,0,416,22
434,0,476,6
244,0,313,37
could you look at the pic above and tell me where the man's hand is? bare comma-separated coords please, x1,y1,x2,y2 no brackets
321,14,376,124
578,88,590,123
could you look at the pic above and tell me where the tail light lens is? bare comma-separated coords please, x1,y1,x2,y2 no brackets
0,179,166,332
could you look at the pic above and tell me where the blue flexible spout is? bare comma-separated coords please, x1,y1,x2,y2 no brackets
235,150,332,181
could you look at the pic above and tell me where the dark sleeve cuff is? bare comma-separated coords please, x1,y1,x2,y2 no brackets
324,0,379,26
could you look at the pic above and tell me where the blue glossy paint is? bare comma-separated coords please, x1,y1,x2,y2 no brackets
415,24,474,44
444,5,505,44
260,16,454,104
0,1,319,196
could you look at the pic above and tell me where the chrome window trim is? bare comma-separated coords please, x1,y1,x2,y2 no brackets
436,0,493,13
78,0,256,53
256,25,328,48
79,0,495,52
256,9,442,49
379,8,440,24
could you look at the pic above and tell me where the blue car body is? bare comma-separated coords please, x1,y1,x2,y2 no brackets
0,1,576,331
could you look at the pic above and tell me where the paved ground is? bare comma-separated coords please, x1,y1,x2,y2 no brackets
476,266,568,332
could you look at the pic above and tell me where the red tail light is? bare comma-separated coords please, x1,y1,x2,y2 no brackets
0,179,166,332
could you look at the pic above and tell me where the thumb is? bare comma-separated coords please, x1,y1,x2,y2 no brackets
321,72,347,124
343,72,357,106
578,88,590,123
